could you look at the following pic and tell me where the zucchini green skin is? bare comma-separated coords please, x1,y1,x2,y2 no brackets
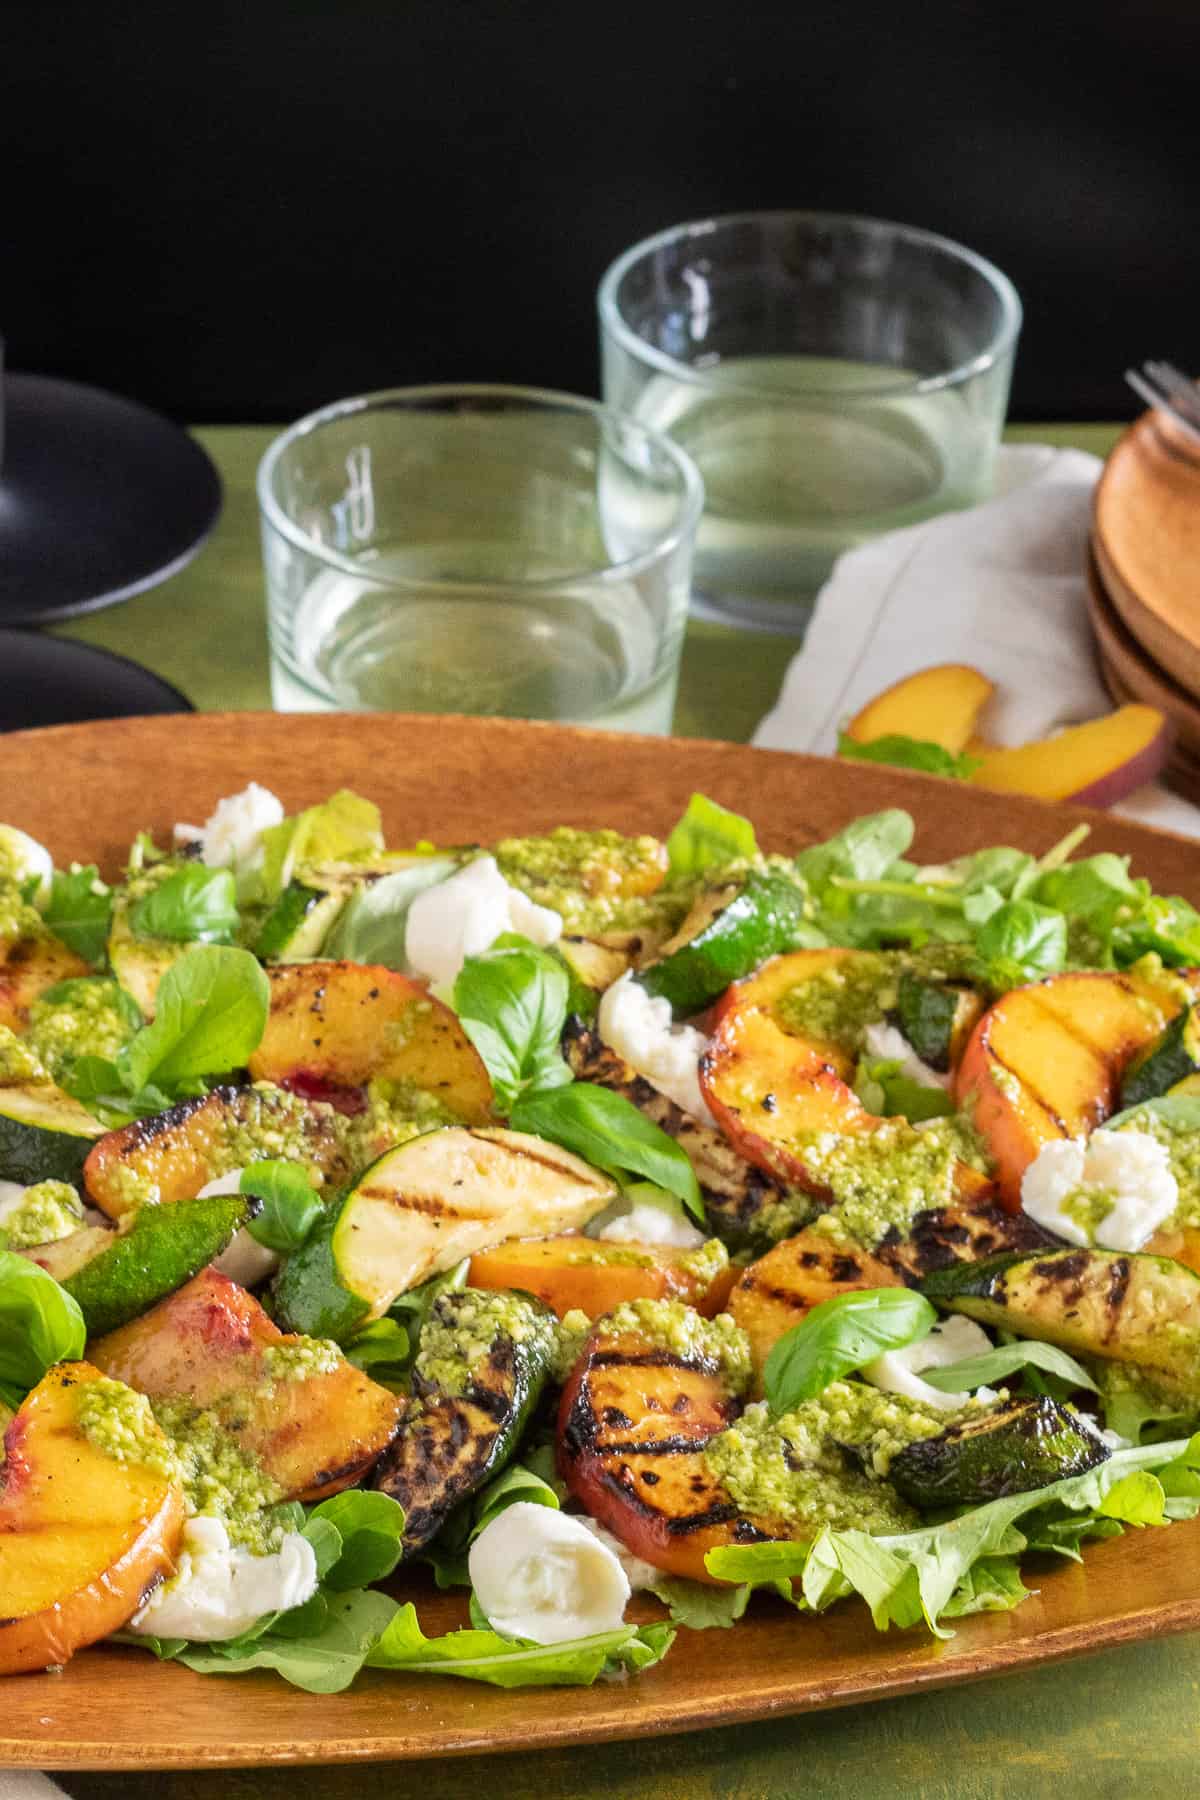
922,1248,1200,1398
0,1083,103,1185
638,874,808,1015
1121,1004,1200,1109
256,883,346,961
895,973,977,1075
889,1396,1108,1506
372,1290,555,1555
56,1191,256,1337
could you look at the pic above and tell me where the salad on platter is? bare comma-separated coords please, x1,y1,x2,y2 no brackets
4,783,1200,1695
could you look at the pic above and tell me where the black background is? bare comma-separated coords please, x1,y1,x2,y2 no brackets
5,0,1197,424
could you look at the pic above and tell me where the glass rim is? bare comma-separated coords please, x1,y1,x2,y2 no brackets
597,208,1024,402
256,381,706,591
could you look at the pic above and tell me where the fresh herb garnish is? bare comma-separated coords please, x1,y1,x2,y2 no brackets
837,733,980,780
763,1288,936,1414
239,1161,324,1253
510,1081,704,1222
129,865,240,945
453,935,572,1111
41,864,113,964
0,1252,86,1399
665,792,758,881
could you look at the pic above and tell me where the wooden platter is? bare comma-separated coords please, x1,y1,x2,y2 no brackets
3,711,1200,1772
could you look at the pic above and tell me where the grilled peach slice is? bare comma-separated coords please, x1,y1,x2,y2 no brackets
0,1362,184,1675
0,930,91,1033
729,1228,902,1389
955,967,1200,1210
558,1315,784,1584
247,961,492,1123
90,1268,402,1500
468,1232,736,1320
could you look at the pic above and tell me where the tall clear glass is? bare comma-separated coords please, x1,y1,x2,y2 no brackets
599,211,1022,632
258,385,703,732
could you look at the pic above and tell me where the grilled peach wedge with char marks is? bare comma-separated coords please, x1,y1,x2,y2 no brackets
558,1314,790,1584
729,1228,902,1389
90,1267,402,1500
0,1363,184,1675
247,960,493,1123
955,967,1200,1212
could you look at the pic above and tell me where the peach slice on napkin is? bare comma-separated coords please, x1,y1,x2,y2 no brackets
844,664,995,753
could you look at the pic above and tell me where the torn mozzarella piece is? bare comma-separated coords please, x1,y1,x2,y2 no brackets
404,856,561,988
863,1315,996,1412
130,1516,317,1641
593,1189,705,1250
597,971,714,1126
199,1168,280,1286
862,1021,951,1092
468,1501,630,1645
1020,1129,1177,1253
576,1517,662,1594
199,783,285,873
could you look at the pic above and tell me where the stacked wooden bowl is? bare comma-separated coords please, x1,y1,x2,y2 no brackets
1089,404,1200,801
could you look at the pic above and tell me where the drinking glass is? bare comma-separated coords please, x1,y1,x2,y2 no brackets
599,211,1022,631
258,385,703,731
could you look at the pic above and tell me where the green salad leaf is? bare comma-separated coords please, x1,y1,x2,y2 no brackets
41,864,112,964
836,733,979,780
322,858,457,968
974,899,1068,989
306,1490,407,1591
124,945,269,1095
258,791,384,902
454,935,572,1110
342,1318,411,1386
510,1081,704,1222
665,792,758,881
129,865,240,945
127,1589,400,1694
239,1161,323,1253
1105,1095,1200,1134
763,1289,936,1414
920,1339,1099,1396
367,1603,674,1687
0,1253,87,1397
425,1460,562,1589
853,1056,955,1123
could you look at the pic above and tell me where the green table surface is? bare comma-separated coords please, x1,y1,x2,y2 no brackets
51,420,1199,1800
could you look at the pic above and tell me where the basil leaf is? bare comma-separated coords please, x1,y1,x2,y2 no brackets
343,1318,411,1386
129,865,240,944
453,935,571,1111
258,791,383,902
0,1252,86,1393
367,1602,674,1687
41,864,113,964
322,859,457,969
836,733,978,780
763,1288,936,1414
240,1161,323,1252
665,793,758,881
307,1490,407,1591
920,1340,1098,1395
975,899,1068,988
509,1081,703,1222
795,810,915,891
119,945,269,1093
1034,854,1140,929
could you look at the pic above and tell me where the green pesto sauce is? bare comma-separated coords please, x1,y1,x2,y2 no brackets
0,879,42,948
601,1297,752,1395
415,1287,555,1397
0,1024,51,1085
774,953,895,1049
0,1179,83,1248
493,827,682,935
1117,1112,1200,1232
26,980,138,1086
76,1377,178,1480
351,1079,463,1163
562,1236,728,1288
263,1336,344,1385
1060,1186,1116,1241
702,1388,930,1533
1129,954,1197,1012
797,1116,966,1249
1094,1359,1198,1438
152,1397,283,1550
551,1308,592,1384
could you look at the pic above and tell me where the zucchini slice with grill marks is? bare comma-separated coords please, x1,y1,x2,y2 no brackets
889,1396,1109,1506
0,1077,104,1185
922,1247,1200,1401
372,1287,556,1554
256,883,347,961
1120,1004,1200,1110
895,970,985,1076
637,874,809,1016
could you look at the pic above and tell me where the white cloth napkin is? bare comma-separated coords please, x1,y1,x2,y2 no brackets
0,1776,64,1799
753,444,1200,838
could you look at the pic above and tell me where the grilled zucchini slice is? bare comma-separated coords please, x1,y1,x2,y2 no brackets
895,970,985,1075
1120,1004,1200,1110
923,1248,1200,1400
889,1396,1109,1506
372,1287,556,1554
637,874,809,1016
255,883,347,961
0,1076,104,1185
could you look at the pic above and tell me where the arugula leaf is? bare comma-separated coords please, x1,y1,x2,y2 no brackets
975,899,1068,988
367,1602,674,1687
836,733,979,780
453,935,572,1111
665,793,758,882
322,858,457,968
510,1081,704,1222
938,1556,1030,1617
0,1252,86,1393
425,1460,563,1589
239,1161,323,1253
142,1590,400,1694
343,1318,411,1386
763,1289,936,1414
920,1339,1099,1396
795,810,915,893
41,864,112,964
119,945,269,1093
306,1491,407,1591
258,791,384,902
644,1575,757,1630
129,865,240,945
